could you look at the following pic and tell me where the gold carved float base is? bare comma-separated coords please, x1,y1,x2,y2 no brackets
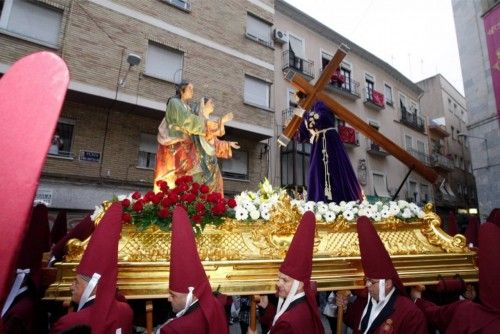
44,203,477,300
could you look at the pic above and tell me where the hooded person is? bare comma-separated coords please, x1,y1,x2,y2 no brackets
49,214,95,266
486,208,500,227
158,206,228,334
256,211,324,334
412,222,500,333
51,210,68,246
340,216,427,334
1,204,51,332
50,202,133,334
464,215,480,248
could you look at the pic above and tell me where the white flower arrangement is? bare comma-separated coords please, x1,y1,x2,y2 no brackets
233,178,287,221
290,199,425,223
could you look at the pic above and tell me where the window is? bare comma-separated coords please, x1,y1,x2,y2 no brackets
408,181,418,202
405,135,413,151
281,142,310,187
384,84,393,105
372,172,389,198
420,184,430,203
145,42,183,83
400,93,407,112
137,134,157,169
417,140,425,154
49,119,74,157
244,75,270,108
0,0,63,47
222,150,248,180
246,14,272,46
365,74,374,99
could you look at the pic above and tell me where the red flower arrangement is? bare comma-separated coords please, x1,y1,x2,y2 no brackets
118,176,237,235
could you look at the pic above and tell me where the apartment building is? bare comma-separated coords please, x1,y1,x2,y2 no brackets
273,0,433,205
0,0,276,212
417,74,478,215
452,0,500,219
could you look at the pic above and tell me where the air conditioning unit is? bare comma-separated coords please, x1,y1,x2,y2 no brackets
273,28,289,44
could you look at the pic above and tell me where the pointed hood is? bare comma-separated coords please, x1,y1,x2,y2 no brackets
51,210,68,245
478,222,500,312
169,207,228,334
357,216,405,294
279,211,323,333
464,215,480,247
51,214,95,261
76,202,123,334
447,211,458,236
487,208,500,227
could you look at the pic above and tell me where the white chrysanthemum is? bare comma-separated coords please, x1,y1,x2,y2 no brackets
317,203,329,214
339,201,347,208
297,206,306,215
260,202,271,212
398,200,407,209
261,210,270,220
402,208,412,219
235,208,249,220
343,210,355,221
381,209,391,219
324,211,336,223
315,213,323,221
372,212,382,222
90,205,104,221
249,210,260,220
304,201,316,212
417,210,425,219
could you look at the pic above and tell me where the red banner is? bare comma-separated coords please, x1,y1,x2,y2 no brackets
484,6,500,120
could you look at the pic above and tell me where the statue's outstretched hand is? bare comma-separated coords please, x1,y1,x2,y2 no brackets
230,141,240,149
221,112,234,124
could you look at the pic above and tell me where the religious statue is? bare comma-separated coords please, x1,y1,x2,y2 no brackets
191,97,239,195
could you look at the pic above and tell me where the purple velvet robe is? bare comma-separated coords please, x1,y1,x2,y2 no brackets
297,101,363,203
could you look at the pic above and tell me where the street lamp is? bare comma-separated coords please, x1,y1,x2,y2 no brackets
457,133,489,168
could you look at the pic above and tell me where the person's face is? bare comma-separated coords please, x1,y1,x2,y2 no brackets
204,99,214,115
276,272,303,299
71,275,89,304
365,277,392,302
167,290,188,313
181,83,194,101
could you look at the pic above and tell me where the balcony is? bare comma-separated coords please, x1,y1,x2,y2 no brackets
429,124,449,138
407,148,431,165
400,108,425,132
367,140,389,157
338,125,359,147
282,107,293,130
325,74,361,101
363,88,385,111
282,49,314,81
430,153,454,171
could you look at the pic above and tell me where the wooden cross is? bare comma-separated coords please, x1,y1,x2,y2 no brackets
279,45,440,184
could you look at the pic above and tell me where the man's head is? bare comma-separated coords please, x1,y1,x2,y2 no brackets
276,271,304,299
71,274,93,304
167,289,199,313
365,277,393,302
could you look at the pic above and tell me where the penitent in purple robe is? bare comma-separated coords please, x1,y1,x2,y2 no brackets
297,101,363,203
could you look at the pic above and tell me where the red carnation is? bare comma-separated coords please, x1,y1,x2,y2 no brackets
191,182,200,190
152,194,163,205
168,192,179,203
122,212,132,223
132,200,143,212
161,197,171,208
145,191,155,202
132,191,141,200
182,193,196,203
160,182,169,192
183,175,193,183
121,198,131,208
212,203,226,216
195,202,206,212
179,183,189,193
192,214,202,224
158,208,169,218
200,184,210,194
227,198,237,208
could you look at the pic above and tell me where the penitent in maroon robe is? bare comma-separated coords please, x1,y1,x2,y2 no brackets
51,299,133,334
345,292,428,334
159,302,209,333
262,296,321,334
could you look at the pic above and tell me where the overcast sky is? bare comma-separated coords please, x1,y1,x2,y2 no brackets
283,0,465,95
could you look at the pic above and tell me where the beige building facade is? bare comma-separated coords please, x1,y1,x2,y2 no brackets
417,74,478,215
0,0,276,211
274,0,433,205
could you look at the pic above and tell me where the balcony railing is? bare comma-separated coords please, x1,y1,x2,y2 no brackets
401,108,425,132
430,153,454,171
325,73,361,100
366,140,389,156
407,148,431,165
282,49,314,80
363,88,384,110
